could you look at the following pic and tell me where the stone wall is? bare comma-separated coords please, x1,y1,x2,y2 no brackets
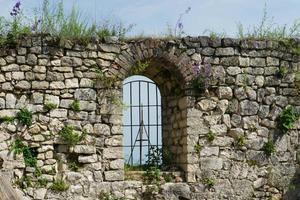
0,35,299,200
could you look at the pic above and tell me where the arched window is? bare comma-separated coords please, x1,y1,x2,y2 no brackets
123,75,162,167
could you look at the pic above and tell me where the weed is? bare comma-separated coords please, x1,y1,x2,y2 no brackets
162,173,173,182
58,125,81,146
11,138,37,167
37,177,48,187
10,138,26,155
194,144,202,154
98,191,125,200
22,146,38,167
247,159,258,166
191,63,211,93
295,71,300,88
143,166,161,184
69,100,80,112
276,105,299,133
50,179,69,191
16,108,33,126
262,141,276,156
15,176,32,189
203,178,215,188
248,123,258,132
130,61,150,75
276,67,288,78
236,4,300,39
236,136,245,147
44,102,58,111
206,131,216,142
0,116,15,123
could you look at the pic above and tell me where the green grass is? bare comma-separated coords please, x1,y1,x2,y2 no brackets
69,100,80,112
58,125,83,146
44,102,58,111
236,4,300,40
16,108,33,126
50,179,69,191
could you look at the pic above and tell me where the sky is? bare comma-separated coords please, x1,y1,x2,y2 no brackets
0,0,299,37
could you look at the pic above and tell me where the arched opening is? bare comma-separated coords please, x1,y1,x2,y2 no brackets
120,58,189,182
122,75,162,167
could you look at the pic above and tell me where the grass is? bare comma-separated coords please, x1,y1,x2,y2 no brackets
16,108,33,126
58,125,82,146
236,4,300,40
0,0,133,46
50,179,69,191
69,100,80,112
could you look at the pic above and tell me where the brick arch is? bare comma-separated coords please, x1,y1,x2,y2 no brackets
111,39,198,86
110,39,200,179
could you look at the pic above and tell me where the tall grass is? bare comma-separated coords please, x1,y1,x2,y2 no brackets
236,4,300,40
0,0,133,45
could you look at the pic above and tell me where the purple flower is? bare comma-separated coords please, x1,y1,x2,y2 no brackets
178,22,183,29
31,18,42,31
10,1,21,17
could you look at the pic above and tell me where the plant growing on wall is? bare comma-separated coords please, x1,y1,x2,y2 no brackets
58,125,83,146
44,102,58,111
11,138,37,167
130,61,150,75
276,66,288,78
206,130,216,142
276,105,299,134
69,100,80,112
262,141,276,156
191,63,212,93
50,179,69,191
16,108,33,126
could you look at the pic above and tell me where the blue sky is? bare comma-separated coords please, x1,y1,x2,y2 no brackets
0,0,299,37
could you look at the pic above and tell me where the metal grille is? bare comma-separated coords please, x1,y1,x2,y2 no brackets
123,76,162,166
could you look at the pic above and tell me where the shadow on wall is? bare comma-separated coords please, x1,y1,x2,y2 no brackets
283,166,300,199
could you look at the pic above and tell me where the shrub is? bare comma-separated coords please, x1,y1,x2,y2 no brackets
69,100,80,112
58,125,81,146
50,179,69,191
277,106,299,133
262,141,276,156
16,108,33,126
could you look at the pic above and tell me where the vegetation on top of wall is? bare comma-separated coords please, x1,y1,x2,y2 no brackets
0,0,134,46
276,105,299,134
236,4,300,40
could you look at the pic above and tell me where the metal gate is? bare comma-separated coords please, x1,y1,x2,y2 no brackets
123,76,162,166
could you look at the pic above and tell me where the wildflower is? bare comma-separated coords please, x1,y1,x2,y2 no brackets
10,1,21,16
